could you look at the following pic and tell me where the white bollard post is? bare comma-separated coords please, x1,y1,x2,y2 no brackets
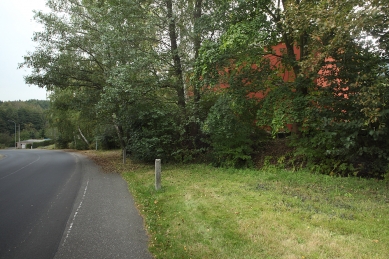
155,159,161,190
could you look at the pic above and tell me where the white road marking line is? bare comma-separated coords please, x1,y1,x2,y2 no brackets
62,179,89,246
0,155,41,180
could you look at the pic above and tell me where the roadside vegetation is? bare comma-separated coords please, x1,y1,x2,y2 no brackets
2,1,388,256
16,0,389,178
85,150,389,259
0,100,50,148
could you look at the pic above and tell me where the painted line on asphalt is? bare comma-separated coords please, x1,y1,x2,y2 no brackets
0,155,41,181
62,178,89,246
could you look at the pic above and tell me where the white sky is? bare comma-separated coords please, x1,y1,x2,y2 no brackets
0,0,49,101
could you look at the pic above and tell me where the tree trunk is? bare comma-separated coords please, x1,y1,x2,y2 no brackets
191,0,203,147
193,0,202,105
114,123,127,164
78,126,90,146
166,0,186,111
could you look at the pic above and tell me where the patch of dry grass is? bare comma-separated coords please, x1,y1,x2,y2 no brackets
77,150,142,173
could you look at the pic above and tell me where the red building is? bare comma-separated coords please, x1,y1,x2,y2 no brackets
211,42,342,133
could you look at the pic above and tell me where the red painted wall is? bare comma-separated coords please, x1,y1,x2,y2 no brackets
265,43,301,82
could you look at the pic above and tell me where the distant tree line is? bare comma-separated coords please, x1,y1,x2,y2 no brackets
20,0,389,178
0,100,50,148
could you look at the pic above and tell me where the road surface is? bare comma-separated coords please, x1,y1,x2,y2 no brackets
0,149,152,259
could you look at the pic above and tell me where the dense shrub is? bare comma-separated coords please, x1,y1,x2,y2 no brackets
291,53,389,178
125,101,182,163
56,135,69,149
203,94,265,167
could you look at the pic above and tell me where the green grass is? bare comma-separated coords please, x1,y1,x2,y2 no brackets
122,163,389,259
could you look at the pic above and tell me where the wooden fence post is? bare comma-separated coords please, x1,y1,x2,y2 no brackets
155,159,161,190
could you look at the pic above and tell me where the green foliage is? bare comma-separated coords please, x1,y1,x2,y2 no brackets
69,138,89,150
203,94,264,168
291,47,389,177
56,134,69,149
0,133,13,149
197,0,389,178
257,85,311,137
19,0,389,178
0,100,49,146
125,101,182,163
48,87,97,149
97,125,119,150
219,12,271,55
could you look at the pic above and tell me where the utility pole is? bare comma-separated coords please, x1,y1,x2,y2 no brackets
8,120,16,149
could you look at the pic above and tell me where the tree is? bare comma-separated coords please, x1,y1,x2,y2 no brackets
22,0,389,175
22,0,107,91
21,0,154,155
20,0,192,160
357,0,389,60
197,0,389,175
0,100,49,146
47,86,99,149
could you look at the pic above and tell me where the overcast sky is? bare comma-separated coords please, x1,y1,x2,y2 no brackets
0,0,49,101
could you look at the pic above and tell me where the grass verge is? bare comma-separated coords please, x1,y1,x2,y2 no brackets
84,150,389,259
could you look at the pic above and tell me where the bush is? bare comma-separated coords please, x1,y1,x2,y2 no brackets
125,101,182,163
56,135,69,149
203,94,264,167
282,49,389,179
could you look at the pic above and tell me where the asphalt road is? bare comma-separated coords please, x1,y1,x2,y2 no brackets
0,149,152,259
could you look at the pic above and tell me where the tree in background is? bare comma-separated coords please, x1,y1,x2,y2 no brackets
0,100,50,148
